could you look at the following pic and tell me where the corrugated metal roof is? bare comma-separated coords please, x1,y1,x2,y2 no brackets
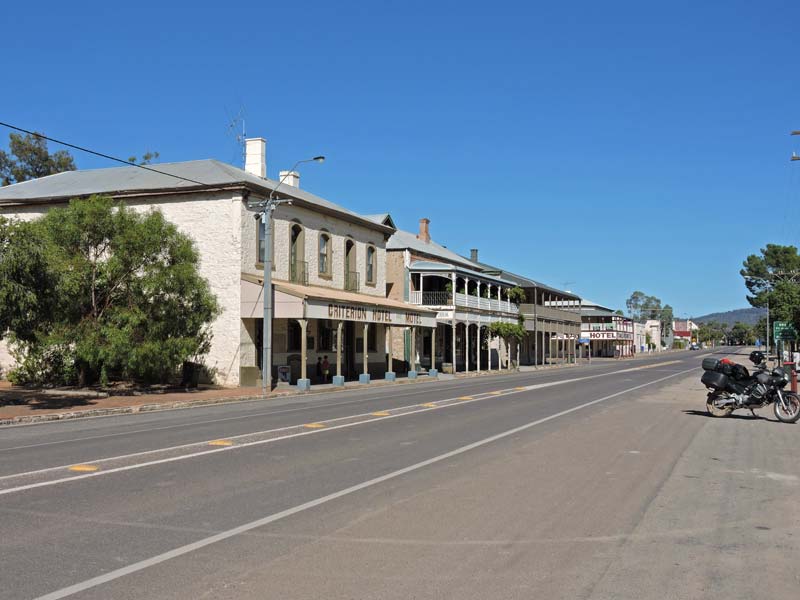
387,229,483,270
580,308,619,318
409,260,517,285
462,256,581,300
0,159,391,234
362,213,396,228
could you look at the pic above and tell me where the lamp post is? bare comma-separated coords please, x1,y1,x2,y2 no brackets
248,156,325,396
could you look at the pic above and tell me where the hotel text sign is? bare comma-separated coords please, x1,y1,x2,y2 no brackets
305,299,435,327
587,331,633,341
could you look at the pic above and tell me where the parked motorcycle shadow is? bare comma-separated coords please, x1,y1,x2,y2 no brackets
682,409,774,422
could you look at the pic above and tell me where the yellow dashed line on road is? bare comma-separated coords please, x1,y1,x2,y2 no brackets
68,464,99,472
515,387,528,391
304,423,326,429
371,411,390,416
208,439,233,446
458,396,473,401
490,391,503,396
422,403,436,408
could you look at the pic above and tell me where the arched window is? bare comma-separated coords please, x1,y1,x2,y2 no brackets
319,231,331,277
256,216,274,269
344,239,358,291
366,245,376,285
290,223,306,284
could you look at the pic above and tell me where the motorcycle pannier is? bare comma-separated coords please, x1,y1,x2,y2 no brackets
702,358,720,371
701,370,728,390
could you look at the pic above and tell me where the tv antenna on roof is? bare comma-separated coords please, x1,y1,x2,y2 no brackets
225,105,247,166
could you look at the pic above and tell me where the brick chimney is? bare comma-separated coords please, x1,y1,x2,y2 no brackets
470,248,478,262
244,138,267,178
417,218,430,243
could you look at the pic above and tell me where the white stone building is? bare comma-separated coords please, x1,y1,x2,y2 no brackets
0,140,435,386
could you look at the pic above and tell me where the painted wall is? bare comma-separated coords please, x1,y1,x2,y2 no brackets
0,192,243,385
242,202,387,297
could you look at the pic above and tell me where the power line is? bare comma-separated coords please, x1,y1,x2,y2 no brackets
0,120,208,186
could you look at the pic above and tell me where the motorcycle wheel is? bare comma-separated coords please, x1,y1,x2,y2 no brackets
706,395,733,418
774,393,800,424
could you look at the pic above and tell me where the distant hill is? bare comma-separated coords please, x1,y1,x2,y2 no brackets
693,307,766,327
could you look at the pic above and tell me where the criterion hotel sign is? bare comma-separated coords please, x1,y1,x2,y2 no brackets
305,299,436,327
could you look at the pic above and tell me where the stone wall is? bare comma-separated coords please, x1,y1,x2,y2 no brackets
242,202,388,297
0,192,243,385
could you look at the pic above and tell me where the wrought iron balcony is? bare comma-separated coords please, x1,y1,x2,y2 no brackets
290,260,308,285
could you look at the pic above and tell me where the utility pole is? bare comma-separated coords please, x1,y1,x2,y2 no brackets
247,156,325,396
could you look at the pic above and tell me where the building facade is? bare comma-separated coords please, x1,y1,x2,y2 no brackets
580,300,634,357
385,219,522,373
464,249,583,365
0,139,436,387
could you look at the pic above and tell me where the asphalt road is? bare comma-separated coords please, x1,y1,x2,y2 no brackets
3,348,797,599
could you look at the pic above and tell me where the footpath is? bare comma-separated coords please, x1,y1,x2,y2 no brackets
0,364,561,426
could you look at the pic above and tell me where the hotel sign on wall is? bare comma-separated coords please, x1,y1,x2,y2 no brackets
305,299,437,328
587,331,633,341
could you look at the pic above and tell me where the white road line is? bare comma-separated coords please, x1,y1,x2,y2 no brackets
32,366,698,600
0,364,589,448
0,377,511,446
1,354,692,443
0,361,696,489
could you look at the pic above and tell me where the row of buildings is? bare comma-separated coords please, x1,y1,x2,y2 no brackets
0,139,667,388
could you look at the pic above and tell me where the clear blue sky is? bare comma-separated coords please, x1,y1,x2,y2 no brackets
3,0,799,317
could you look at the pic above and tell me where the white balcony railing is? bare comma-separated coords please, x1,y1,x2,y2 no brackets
455,293,516,314
409,290,518,314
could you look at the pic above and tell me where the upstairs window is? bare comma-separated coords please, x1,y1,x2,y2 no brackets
319,232,331,276
256,216,274,267
366,245,376,285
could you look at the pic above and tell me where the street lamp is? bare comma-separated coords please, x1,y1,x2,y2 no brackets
249,155,325,396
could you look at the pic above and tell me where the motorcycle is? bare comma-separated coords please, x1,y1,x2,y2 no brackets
700,351,800,423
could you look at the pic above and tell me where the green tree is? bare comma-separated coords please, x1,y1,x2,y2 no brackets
0,217,58,341
729,321,755,345
741,244,800,330
506,286,526,305
660,304,674,336
697,321,728,346
127,151,160,165
2,196,218,385
487,321,526,370
0,132,76,186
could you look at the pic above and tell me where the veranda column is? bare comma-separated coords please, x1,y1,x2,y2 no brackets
408,326,418,379
334,321,344,386
430,325,437,376
476,325,482,372
298,319,310,390
360,323,370,384
465,321,470,374
451,321,457,374
386,325,396,381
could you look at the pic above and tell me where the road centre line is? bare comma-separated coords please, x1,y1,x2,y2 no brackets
31,365,699,600
0,361,696,491
0,355,693,450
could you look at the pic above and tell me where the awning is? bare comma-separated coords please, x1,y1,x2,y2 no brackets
241,275,437,328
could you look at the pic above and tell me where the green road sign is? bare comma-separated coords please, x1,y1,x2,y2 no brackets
773,321,798,341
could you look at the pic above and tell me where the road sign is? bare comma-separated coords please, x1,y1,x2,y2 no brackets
578,338,590,344
773,321,798,342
